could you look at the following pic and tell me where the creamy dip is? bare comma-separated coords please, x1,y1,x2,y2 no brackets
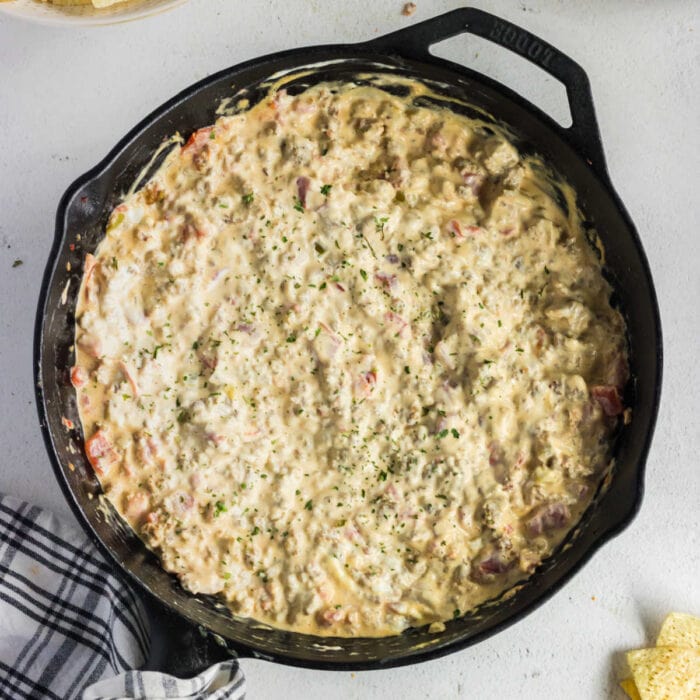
73,80,628,637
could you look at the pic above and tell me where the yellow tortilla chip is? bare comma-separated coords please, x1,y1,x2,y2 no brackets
657,612,700,649
620,678,641,700
627,646,700,699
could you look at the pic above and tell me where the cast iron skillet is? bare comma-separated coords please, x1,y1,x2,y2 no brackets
35,7,662,672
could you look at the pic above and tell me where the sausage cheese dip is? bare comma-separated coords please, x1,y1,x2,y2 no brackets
73,79,629,637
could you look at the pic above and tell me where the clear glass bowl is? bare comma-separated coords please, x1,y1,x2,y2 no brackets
0,0,189,26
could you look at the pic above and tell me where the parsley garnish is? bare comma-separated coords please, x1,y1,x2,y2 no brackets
451,428,460,439
360,269,368,281
12,259,23,268
374,216,389,237
293,197,305,213
242,192,254,205
320,184,332,196
304,499,313,511
213,500,227,517
378,470,388,481
111,257,118,270
437,429,449,439
286,334,296,343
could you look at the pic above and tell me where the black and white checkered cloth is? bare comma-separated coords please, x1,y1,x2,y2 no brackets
0,494,245,699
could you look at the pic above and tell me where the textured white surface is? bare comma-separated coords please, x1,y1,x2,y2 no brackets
0,1,698,697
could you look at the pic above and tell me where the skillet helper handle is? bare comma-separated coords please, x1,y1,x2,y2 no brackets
144,601,241,676
367,7,609,180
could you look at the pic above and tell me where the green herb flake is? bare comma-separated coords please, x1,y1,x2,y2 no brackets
12,259,23,268
314,242,326,254
378,470,388,482
515,347,525,353
192,340,199,350
251,526,260,536
213,500,227,517
304,499,313,511
437,429,449,439
286,334,297,343
451,428,460,439
374,216,389,236
293,197,305,213
320,184,332,196
111,257,118,270
544,265,550,275
404,365,410,375
360,269,368,281
319,281,327,290
242,192,254,205
453,609,461,619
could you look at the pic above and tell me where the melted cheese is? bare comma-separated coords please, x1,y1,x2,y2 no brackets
74,80,628,637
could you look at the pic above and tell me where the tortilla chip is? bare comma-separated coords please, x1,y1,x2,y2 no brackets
627,646,700,699
620,678,641,700
657,612,700,649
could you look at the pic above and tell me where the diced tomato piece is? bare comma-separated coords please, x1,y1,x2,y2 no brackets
296,176,310,208
527,502,570,536
70,366,87,388
446,219,464,238
591,385,624,416
374,271,397,289
85,429,119,476
182,127,213,154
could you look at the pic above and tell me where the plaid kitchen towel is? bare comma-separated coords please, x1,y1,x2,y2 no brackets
0,494,245,700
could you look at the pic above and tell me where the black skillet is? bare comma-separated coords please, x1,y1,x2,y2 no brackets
35,7,662,673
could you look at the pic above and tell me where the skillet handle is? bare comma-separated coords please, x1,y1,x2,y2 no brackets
365,7,609,181
144,600,248,676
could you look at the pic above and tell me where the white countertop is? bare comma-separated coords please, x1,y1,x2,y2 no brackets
1,1,698,697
